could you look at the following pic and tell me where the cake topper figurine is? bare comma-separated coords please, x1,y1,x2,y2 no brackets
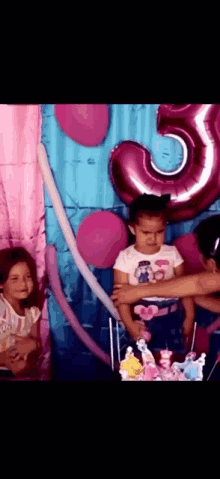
159,350,173,368
118,340,207,381
119,346,144,381
136,338,155,363
136,338,161,380
158,349,178,381
172,352,206,381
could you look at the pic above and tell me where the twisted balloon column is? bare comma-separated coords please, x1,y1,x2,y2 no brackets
37,143,120,365
46,245,118,366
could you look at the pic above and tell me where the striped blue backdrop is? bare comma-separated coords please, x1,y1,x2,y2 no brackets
41,104,220,380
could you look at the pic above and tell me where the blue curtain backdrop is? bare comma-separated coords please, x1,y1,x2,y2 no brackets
41,104,220,380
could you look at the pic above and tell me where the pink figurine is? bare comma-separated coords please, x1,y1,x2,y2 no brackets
159,350,173,369
144,362,161,381
136,338,161,381
158,349,178,381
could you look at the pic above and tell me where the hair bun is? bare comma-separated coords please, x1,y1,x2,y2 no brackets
161,194,171,205
140,194,170,211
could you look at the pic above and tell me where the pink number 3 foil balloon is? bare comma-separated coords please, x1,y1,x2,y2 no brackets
109,104,220,221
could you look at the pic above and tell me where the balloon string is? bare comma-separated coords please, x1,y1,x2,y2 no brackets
109,318,114,371
37,143,120,322
191,322,197,352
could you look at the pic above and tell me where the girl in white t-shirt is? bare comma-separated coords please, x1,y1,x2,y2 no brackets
0,247,44,378
113,194,195,356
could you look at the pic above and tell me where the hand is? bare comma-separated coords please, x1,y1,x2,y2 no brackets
6,335,41,376
9,334,40,356
127,320,147,342
5,352,30,376
111,284,143,307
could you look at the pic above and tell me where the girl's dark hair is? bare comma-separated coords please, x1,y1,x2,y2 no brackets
194,215,220,268
0,247,43,309
129,194,170,224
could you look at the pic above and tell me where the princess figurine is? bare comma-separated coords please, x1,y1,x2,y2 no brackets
172,352,206,381
119,346,144,381
136,339,161,381
158,350,176,381
158,350,188,381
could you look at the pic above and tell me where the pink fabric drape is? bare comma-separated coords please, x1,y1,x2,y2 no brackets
0,105,50,380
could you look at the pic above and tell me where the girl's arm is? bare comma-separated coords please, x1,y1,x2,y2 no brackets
0,317,42,373
174,263,195,339
0,350,6,367
114,270,146,341
174,264,195,316
10,319,42,352
28,319,42,349
4,318,42,376
112,272,220,306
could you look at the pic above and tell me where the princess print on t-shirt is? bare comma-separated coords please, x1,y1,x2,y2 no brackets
153,259,170,281
134,259,170,284
135,261,153,283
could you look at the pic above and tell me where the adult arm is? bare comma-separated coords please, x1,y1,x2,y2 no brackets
111,272,220,306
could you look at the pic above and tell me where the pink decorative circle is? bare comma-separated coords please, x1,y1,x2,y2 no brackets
76,211,128,268
55,104,109,147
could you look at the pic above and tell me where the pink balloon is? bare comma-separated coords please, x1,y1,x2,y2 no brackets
76,211,128,268
109,104,220,221
173,233,204,274
54,104,109,146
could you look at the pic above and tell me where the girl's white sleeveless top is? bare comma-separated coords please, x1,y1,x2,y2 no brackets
0,293,41,353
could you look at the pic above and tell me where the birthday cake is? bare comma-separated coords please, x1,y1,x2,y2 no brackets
119,339,206,381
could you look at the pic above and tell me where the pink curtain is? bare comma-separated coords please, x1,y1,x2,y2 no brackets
0,105,50,380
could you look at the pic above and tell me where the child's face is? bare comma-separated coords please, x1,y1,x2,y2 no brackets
129,215,166,254
2,262,34,303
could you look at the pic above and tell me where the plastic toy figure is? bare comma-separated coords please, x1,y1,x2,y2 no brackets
172,352,206,381
119,346,144,381
136,339,161,380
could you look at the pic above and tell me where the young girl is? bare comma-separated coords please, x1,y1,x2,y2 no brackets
0,247,44,379
112,214,220,334
113,194,195,356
